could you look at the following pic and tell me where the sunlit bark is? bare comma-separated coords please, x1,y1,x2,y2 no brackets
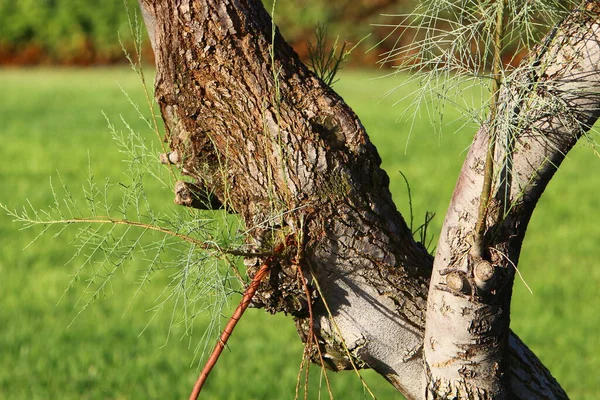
137,0,600,398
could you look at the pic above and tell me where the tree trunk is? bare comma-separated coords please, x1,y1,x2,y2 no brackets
424,3,600,398
137,0,598,398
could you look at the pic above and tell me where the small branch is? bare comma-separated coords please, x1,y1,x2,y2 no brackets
188,252,278,399
473,0,507,258
296,265,333,399
12,214,265,258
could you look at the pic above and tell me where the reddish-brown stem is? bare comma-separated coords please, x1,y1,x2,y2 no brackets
188,259,273,400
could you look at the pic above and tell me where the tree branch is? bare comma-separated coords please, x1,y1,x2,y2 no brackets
424,3,600,398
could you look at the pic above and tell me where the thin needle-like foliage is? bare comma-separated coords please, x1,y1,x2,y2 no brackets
376,0,578,137
0,4,273,371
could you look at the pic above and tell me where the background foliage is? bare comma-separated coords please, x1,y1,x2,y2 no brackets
0,0,143,64
0,0,413,65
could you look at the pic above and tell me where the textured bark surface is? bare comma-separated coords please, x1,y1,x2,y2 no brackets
425,3,600,399
137,0,595,398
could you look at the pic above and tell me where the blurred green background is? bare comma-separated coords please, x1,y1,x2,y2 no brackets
1,1,599,399
0,0,414,65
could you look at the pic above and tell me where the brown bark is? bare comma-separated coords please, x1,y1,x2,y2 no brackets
136,0,589,398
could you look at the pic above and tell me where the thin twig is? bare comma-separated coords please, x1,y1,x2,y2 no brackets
189,257,274,400
297,266,333,399
398,170,414,232
473,0,507,257
489,247,533,294
310,272,377,399
14,215,266,258
294,348,308,400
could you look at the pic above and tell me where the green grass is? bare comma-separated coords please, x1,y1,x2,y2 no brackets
0,67,599,399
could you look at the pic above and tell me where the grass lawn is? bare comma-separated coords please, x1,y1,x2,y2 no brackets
0,67,599,399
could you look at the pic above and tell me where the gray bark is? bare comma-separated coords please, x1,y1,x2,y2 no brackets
137,0,599,398
425,3,600,398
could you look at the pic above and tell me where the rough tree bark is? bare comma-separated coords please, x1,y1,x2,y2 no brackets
137,0,599,398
